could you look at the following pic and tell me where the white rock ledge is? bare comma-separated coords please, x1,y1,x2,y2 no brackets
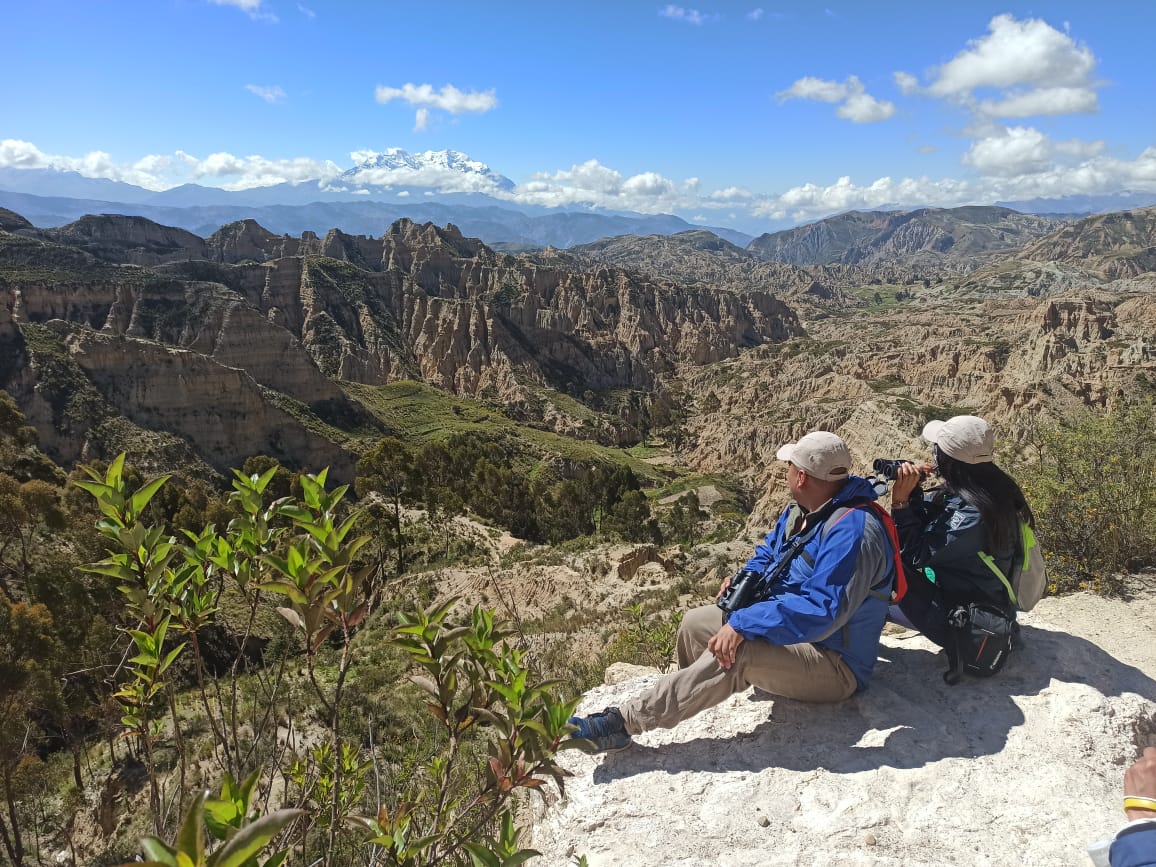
531,590,1156,866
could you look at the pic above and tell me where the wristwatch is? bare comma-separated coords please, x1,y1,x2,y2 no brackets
891,500,909,510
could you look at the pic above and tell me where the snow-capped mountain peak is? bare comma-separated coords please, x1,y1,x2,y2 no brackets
341,148,514,192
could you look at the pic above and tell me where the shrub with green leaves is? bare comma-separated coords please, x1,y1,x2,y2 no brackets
126,772,303,867
369,600,582,866
1012,400,1156,594
605,603,684,672
76,453,580,867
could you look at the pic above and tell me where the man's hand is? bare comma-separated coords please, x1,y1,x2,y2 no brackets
1124,746,1156,820
707,623,745,669
715,575,732,600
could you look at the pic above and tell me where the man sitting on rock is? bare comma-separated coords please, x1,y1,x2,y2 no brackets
569,431,898,751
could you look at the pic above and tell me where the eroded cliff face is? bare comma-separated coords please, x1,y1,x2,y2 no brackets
0,214,804,473
170,219,804,406
678,289,1156,527
29,321,353,478
6,272,347,408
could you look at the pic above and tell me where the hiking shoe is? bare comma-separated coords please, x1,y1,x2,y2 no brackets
568,706,632,752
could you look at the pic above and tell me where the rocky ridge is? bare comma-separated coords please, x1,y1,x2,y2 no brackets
4,203,1156,488
569,230,947,293
957,207,1156,295
0,211,802,474
747,206,1063,273
556,208,1156,524
675,289,1156,528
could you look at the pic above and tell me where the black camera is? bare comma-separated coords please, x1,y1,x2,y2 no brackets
873,458,924,481
717,569,764,616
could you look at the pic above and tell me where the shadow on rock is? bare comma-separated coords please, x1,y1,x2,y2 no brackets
592,623,1156,783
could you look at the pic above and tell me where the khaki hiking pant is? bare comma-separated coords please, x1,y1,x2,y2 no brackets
618,604,858,735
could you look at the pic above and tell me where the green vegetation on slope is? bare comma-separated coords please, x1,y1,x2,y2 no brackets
345,379,665,483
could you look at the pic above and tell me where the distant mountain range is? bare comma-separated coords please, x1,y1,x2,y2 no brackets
0,151,755,249
0,188,753,251
4,147,1156,251
996,191,1156,215
747,206,1063,271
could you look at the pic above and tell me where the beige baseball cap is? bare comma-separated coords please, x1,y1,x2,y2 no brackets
776,431,851,481
921,415,995,464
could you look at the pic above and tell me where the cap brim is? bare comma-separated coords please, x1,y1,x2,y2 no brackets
775,443,795,462
921,420,945,443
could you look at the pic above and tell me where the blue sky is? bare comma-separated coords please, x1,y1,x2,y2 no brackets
3,0,1155,227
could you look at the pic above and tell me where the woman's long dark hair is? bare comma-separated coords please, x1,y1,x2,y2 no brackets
935,446,1035,553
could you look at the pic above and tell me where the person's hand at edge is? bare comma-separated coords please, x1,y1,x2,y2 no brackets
707,623,744,669
1124,746,1156,821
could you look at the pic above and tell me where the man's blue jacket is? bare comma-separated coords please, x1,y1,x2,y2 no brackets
1111,822,1156,866
728,475,895,690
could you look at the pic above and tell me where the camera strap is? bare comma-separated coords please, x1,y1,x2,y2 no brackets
764,499,843,583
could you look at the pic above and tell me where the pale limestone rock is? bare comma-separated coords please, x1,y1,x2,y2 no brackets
532,590,1156,867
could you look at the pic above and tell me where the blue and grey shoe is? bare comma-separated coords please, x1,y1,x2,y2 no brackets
567,706,632,752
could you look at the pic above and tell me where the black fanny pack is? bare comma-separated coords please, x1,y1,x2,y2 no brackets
944,603,1016,684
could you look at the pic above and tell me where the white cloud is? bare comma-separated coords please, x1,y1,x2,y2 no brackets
5,133,1156,231
708,187,754,200
187,152,343,189
1055,138,1106,159
978,86,1098,118
297,3,315,18
207,0,277,22
963,126,1107,177
837,90,895,123
893,71,919,95
927,14,1098,118
743,141,1156,222
345,164,503,196
777,75,895,123
658,5,716,25
752,174,976,221
623,172,676,197
132,154,175,174
513,159,693,212
0,139,49,168
0,139,174,189
375,83,497,114
917,145,937,154
747,8,764,21
523,160,625,196
0,140,343,191
245,84,287,104
963,126,1053,177
778,76,846,103
375,82,497,130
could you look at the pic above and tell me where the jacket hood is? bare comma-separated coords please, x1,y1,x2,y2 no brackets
833,475,880,504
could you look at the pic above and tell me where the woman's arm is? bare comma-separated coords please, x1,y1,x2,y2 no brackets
898,503,986,569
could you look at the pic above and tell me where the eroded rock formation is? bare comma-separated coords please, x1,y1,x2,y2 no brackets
0,212,804,473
